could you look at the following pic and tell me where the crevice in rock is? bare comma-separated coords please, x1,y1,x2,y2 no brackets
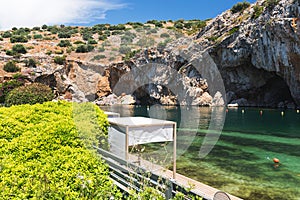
133,84,177,105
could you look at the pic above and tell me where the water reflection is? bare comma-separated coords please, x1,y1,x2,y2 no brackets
100,105,300,200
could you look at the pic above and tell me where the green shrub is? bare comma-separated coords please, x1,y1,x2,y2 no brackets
231,1,251,13
229,26,239,35
0,101,122,199
10,34,28,43
136,37,155,48
54,49,64,54
2,31,12,38
3,61,20,72
33,34,43,39
42,24,48,30
5,50,14,56
76,44,94,53
88,39,97,45
12,44,27,54
25,58,37,67
160,33,170,38
58,32,71,38
92,55,106,61
54,55,66,65
98,34,108,41
207,36,219,42
252,5,264,19
74,40,85,44
98,46,105,52
0,74,25,103
58,40,72,47
146,20,163,27
5,83,54,106
119,45,131,54
265,0,279,10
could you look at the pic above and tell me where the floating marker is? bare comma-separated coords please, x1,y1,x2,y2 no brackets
242,109,245,114
281,111,284,117
260,110,263,115
273,158,280,163
297,110,299,113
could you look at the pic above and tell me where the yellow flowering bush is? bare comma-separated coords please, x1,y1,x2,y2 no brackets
0,101,121,199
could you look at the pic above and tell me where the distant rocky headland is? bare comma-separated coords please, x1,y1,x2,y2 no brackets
0,0,299,108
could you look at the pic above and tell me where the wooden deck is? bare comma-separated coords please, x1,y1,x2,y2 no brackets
128,154,243,200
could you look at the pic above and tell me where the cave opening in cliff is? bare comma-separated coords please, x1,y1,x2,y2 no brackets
133,84,178,105
244,75,295,108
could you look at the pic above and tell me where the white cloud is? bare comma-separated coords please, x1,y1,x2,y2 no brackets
0,0,126,30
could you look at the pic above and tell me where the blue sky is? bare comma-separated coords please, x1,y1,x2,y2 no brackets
0,0,256,30
99,0,256,25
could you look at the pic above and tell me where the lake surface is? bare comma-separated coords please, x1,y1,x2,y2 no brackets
100,105,300,200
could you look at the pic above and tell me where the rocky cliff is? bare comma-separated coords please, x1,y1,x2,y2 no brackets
1,0,299,108
196,0,300,108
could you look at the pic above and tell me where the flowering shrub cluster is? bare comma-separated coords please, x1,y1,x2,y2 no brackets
0,101,121,199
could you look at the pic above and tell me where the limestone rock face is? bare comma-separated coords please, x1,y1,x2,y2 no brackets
196,0,300,107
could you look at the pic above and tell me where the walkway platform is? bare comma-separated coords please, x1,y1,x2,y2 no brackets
128,154,243,200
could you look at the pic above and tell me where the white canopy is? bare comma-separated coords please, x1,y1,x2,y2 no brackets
108,117,177,178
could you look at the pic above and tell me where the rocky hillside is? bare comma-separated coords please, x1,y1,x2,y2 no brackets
196,0,300,108
0,0,299,108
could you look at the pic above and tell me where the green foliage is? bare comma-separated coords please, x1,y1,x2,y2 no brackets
88,39,97,45
252,5,264,19
54,55,66,65
5,50,13,56
58,31,71,38
12,44,27,54
157,38,172,50
82,32,93,41
98,34,108,41
33,34,43,39
76,44,95,53
0,101,122,199
229,26,240,35
42,24,48,30
119,45,131,54
109,24,126,31
57,40,72,47
0,74,25,103
24,58,37,68
32,27,41,31
123,49,141,61
2,31,12,38
265,0,279,10
74,40,85,44
91,55,106,61
5,83,54,106
121,32,136,45
207,36,219,42
3,61,20,73
231,1,251,13
10,34,28,43
136,37,155,48
146,20,163,27
160,33,170,38
98,46,105,52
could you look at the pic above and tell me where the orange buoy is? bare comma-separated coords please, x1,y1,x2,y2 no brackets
273,158,280,163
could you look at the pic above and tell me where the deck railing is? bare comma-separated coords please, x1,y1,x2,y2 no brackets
94,146,207,200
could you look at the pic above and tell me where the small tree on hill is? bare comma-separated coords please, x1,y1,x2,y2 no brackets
3,61,20,72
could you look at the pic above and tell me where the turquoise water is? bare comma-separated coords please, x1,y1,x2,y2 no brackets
100,105,300,200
